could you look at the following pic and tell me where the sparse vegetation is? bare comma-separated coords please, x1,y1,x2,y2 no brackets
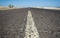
8,4,14,8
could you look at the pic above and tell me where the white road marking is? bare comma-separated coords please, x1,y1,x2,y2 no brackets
24,10,40,38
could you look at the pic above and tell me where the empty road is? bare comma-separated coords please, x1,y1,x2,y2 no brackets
0,8,60,38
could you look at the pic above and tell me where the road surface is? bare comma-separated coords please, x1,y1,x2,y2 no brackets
0,8,60,38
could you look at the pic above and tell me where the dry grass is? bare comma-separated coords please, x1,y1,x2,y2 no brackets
0,6,60,10
0,6,17,10
0,8,16,10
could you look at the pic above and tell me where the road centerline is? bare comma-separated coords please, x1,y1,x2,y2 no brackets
24,10,40,38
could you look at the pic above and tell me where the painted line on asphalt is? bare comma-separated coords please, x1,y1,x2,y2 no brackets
24,10,40,38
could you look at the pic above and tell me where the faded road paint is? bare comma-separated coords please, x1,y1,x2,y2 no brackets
24,10,40,38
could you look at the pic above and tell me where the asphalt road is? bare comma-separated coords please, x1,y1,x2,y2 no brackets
31,8,60,38
0,8,28,38
0,8,60,38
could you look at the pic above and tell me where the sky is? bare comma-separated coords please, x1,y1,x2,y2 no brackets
0,0,60,7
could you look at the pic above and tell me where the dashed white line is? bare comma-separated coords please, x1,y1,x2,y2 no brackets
24,10,40,38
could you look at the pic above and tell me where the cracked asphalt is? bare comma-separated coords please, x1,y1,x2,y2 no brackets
0,8,60,38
